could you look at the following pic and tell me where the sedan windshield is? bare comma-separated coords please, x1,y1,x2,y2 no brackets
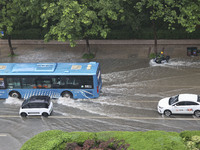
198,95,200,102
169,95,179,105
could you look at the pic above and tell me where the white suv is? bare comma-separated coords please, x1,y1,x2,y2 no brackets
19,96,53,117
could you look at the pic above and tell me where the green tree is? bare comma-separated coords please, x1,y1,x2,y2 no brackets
136,0,200,35
0,0,21,56
41,0,124,54
122,0,146,33
17,0,50,27
135,1,163,54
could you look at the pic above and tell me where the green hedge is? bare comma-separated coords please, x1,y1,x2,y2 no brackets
20,130,71,150
107,28,200,40
20,130,190,150
2,28,45,40
2,27,200,40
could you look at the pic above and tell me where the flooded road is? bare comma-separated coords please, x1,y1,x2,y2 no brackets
1,58,200,149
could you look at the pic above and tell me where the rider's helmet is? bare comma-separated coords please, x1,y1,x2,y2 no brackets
161,51,164,55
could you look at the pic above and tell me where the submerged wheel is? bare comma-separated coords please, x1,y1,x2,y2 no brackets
61,91,73,99
164,110,172,117
20,112,27,117
9,91,21,99
194,110,200,117
42,112,49,117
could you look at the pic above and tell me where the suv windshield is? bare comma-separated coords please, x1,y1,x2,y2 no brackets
169,95,179,105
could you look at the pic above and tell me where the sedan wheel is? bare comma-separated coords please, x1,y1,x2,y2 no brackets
164,110,172,117
194,110,200,117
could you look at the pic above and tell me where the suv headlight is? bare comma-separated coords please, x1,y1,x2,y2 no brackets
158,106,163,109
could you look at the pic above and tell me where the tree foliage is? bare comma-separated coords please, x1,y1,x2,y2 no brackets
136,0,200,32
0,0,23,55
41,0,124,47
0,0,17,35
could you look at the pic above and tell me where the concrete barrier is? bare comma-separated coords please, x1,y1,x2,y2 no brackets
0,39,200,58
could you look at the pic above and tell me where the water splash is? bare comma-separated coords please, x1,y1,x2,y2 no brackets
4,97,23,105
150,59,200,68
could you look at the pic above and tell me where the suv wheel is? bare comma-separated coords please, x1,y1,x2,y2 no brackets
20,112,27,117
42,112,49,117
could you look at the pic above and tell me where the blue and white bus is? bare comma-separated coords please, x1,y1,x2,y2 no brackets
0,62,102,99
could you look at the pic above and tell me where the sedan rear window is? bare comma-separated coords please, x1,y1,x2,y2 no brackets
169,95,179,105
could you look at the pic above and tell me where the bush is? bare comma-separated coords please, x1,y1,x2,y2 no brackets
66,138,130,150
20,130,71,150
2,28,45,40
96,131,187,150
180,131,200,141
21,130,188,150
180,131,200,150
82,53,95,60
149,53,156,59
68,132,96,145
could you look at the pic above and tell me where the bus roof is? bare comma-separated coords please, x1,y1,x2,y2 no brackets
0,62,99,76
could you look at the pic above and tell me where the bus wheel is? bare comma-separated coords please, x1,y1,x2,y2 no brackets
9,91,21,99
61,91,72,99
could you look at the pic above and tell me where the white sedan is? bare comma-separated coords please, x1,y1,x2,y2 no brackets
157,94,200,117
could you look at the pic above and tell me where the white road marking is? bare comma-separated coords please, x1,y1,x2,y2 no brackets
0,134,7,137
49,116,200,121
0,115,199,121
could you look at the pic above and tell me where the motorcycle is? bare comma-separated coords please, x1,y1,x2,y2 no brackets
154,55,170,64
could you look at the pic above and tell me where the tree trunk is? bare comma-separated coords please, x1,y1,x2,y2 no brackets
152,20,157,55
8,35,15,56
86,38,91,54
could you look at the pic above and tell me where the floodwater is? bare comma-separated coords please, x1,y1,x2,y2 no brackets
1,57,200,149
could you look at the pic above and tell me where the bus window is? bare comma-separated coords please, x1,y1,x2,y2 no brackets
79,76,93,89
60,76,93,89
0,78,5,89
43,80,51,88
36,79,52,89
22,77,36,89
52,77,61,88
7,77,21,89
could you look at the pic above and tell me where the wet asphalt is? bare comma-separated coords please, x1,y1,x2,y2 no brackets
0,45,200,149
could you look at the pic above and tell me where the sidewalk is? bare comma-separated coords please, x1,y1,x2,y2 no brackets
0,43,150,73
1,39,200,59
1,40,200,73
